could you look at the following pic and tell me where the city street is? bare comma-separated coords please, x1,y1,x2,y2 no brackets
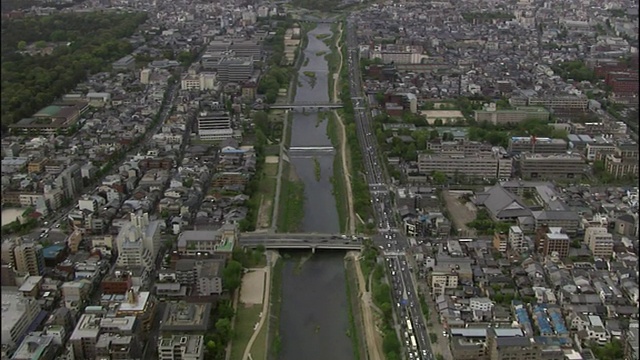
345,15,433,360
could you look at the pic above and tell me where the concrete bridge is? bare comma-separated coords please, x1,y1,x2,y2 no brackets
239,238,363,252
288,146,336,155
269,102,343,110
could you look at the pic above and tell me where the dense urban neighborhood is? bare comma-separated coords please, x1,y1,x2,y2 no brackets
0,0,638,359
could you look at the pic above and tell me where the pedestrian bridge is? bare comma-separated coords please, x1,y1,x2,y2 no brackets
269,101,343,110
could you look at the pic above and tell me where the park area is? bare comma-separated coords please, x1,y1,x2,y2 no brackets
230,262,271,360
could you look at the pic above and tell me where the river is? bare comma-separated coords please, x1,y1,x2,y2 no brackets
278,23,355,360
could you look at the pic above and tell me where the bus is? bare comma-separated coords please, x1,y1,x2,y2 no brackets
410,335,417,350
406,320,413,333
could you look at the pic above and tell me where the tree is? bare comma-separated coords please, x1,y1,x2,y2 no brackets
206,339,216,352
17,41,26,50
222,260,243,291
215,318,232,342
432,171,447,185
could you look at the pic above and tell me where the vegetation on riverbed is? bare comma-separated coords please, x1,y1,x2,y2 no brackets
313,157,321,181
327,112,348,233
276,162,305,233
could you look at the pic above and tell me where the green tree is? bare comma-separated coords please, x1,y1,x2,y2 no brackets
17,41,26,50
215,318,232,342
222,260,243,291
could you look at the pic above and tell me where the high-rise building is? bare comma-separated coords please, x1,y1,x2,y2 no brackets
535,226,570,258
508,226,526,253
584,227,614,259
13,239,45,276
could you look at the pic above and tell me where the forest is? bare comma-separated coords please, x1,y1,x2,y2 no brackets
1,11,148,132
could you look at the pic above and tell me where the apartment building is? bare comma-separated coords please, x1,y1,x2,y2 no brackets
507,137,567,154
474,104,550,125
535,227,570,258
418,148,512,179
370,44,426,64
605,144,639,179
584,227,614,258
197,112,233,141
508,226,526,253
13,240,45,276
180,72,217,91
157,335,204,360
519,153,587,179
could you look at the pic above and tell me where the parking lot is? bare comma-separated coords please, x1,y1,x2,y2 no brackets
441,190,477,237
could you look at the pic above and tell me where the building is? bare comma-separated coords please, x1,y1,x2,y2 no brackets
486,329,539,360
508,226,526,253
69,314,139,360
605,144,639,179
470,297,494,312
493,232,508,253
61,280,91,310
535,227,570,258
204,55,254,83
370,44,426,64
140,68,151,84
518,153,587,179
176,224,237,257
115,213,162,272
8,103,88,136
585,137,617,161
418,148,512,179
197,112,233,141
180,72,217,91
514,95,589,114
112,55,136,70
159,302,211,333
13,240,45,276
507,137,567,154
95,333,141,360
196,259,223,296
157,335,204,360
584,227,614,258
605,71,639,95
110,288,157,332
11,332,57,360
474,105,550,125
1,290,41,352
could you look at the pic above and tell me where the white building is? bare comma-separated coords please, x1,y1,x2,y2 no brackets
584,227,614,258
181,72,217,91
140,68,151,84
1,290,41,351
469,297,494,312
509,225,526,252
158,335,204,360
197,112,233,141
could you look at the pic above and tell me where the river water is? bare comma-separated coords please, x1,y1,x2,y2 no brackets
278,23,354,360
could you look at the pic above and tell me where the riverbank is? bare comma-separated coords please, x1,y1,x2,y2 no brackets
345,253,367,360
329,19,357,235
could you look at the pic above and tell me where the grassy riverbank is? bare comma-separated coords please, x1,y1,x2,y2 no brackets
345,256,367,360
266,258,284,360
327,112,349,233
